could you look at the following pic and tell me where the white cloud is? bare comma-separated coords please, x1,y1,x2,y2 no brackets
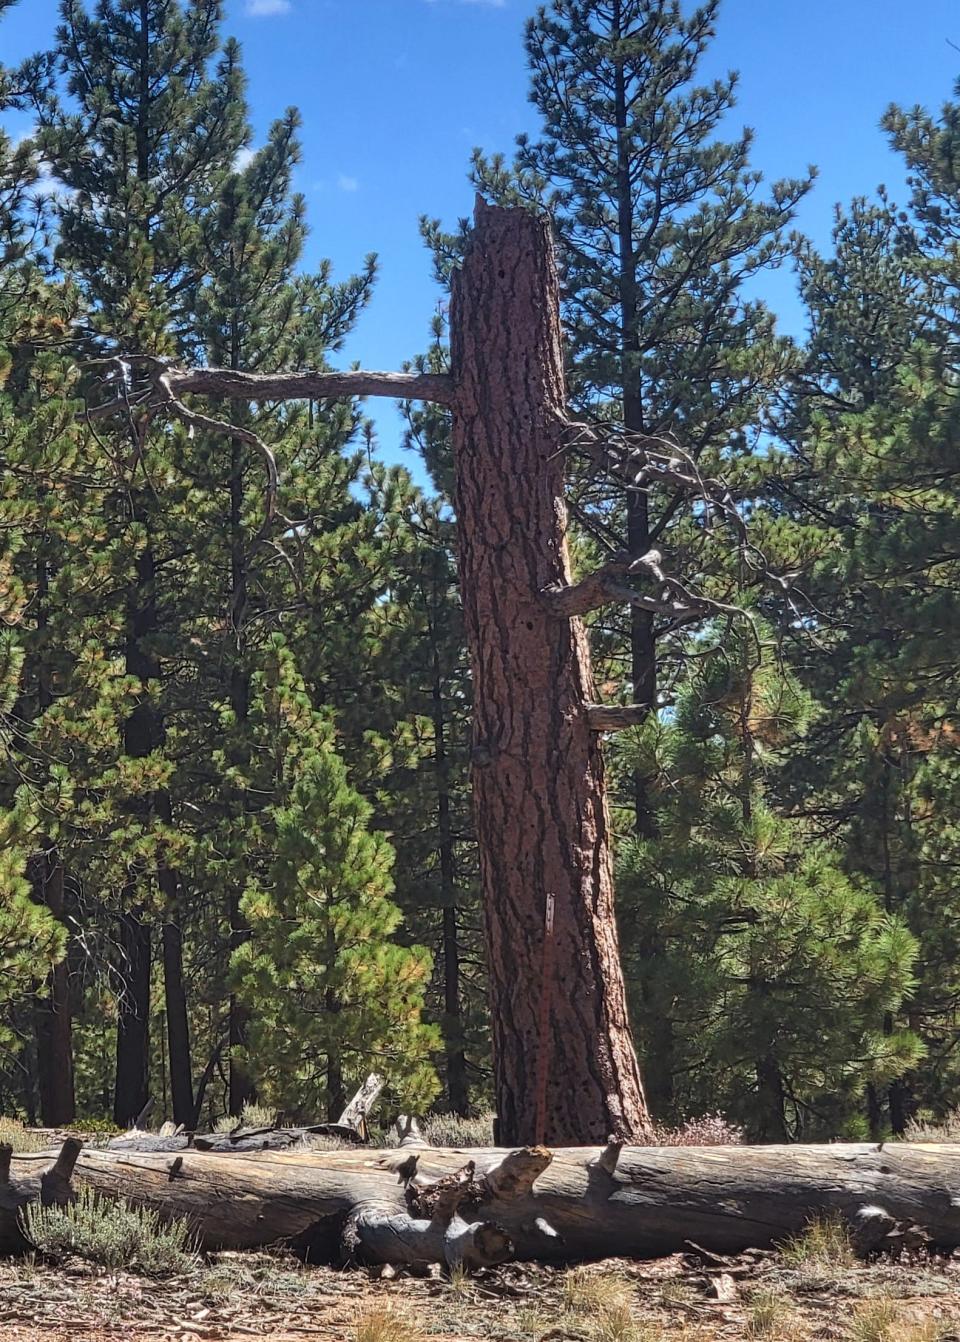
245,0,291,16
337,174,359,193
233,146,256,172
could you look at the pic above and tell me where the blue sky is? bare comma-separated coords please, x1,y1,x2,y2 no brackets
3,0,960,466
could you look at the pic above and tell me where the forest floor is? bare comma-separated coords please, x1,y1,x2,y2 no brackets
0,1246,958,1342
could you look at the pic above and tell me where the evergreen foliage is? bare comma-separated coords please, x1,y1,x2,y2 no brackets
0,0,959,1142
231,636,439,1117
616,627,920,1139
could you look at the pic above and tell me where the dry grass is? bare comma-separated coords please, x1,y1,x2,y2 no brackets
513,1304,551,1338
779,1214,857,1272
563,1266,635,1315
903,1107,960,1142
848,1298,945,1342
561,1267,654,1342
745,1287,790,1338
0,1116,48,1153
354,1303,424,1342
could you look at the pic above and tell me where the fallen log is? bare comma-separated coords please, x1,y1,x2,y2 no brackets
105,1123,361,1154
105,1073,386,1154
4,1140,959,1267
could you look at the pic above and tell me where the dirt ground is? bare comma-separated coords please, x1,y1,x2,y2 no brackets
0,1248,958,1342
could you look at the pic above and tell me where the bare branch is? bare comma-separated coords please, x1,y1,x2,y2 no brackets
592,1136,625,1175
585,704,648,732
544,549,736,624
82,356,456,408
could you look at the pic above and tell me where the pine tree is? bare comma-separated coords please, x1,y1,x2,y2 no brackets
168,100,377,1121
469,0,810,845
361,482,484,1116
615,625,921,1139
33,0,429,1127
0,2,89,1115
775,159,960,1129
35,0,250,1123
230,636,439,1117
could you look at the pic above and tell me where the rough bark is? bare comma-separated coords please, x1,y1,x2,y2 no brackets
160,909,194,1127
5,1140,960,1266
113,909,151,1127
31,855,76,1127
449,200,650,1146
432,641,469,1117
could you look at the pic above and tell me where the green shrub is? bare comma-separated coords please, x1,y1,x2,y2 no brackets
213,1101,278,1134
422,1111,495,1148
22,1184,197,1277
779,1214,856,1271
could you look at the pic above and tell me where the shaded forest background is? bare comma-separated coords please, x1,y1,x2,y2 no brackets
1,0,959,1144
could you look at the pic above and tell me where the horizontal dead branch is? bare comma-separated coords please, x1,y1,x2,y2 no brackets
166,365,456,405
585,704,649,732
82,357,456,411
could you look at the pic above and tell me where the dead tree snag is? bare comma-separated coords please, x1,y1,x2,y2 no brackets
449,201,649,1144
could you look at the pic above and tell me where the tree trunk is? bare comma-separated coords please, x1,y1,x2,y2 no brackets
31,855,76,1127
450,200,650,1145
113,909,151,1127
5,1139,960,1263
612,3,658,842
161,906,194,1127
755,1053,789,1143
97,202,654,1152
227,891,256,1118
432,642,469,1117
30,546,76,1127
227,430,257,1118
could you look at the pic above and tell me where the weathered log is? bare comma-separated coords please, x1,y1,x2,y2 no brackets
106,1073,386,1153
106,1124,364,1154
4,1142,960,1267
